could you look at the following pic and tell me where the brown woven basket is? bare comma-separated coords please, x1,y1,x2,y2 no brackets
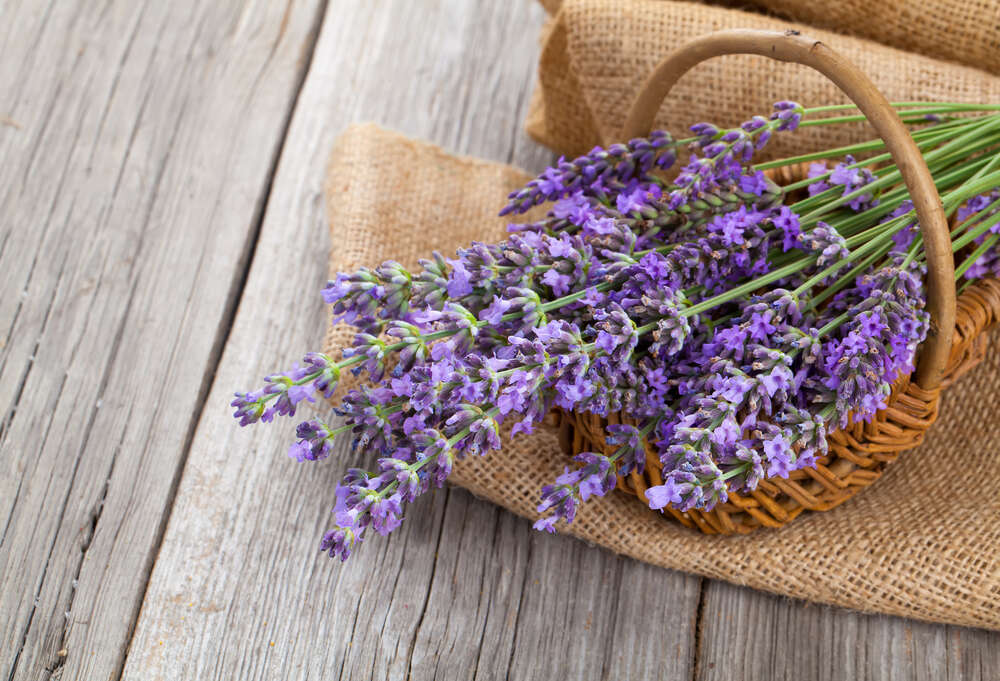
554,29,1000,535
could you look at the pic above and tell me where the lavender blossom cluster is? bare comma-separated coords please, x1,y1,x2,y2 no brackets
956,189,1000,280
807,155,880,212
233,102,930,561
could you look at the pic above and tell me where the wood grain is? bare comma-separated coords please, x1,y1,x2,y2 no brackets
4,0,998,679
0,1,326,679
119,1,703,679
696,581,1000,681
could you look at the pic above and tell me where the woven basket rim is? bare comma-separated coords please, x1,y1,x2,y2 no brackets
556,277,1000,535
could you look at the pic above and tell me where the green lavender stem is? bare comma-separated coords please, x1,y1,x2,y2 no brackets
291,105,1000,395
955,234,1000,279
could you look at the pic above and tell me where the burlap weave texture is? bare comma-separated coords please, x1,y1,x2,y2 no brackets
322,124,1000,630
527,0,1000,159
746,0,1000,76
540,0,1000,76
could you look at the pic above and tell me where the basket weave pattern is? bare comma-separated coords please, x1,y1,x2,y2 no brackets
320,122,1000,628
555,278,1000,534
552,26,997,534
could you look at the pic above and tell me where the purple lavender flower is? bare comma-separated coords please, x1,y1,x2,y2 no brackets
605,423,646,476
501,131,676,215
808,155,880,212
322,270,382,329
807,162,831,196
819,265,928,425
955,190,1000,280
739,170,768,197
552,192,596,224
748,311,777,342
773,206,802,252
289,419,337,461
645,477,686,509
593,304,639,362
232,354,342,426
771,101,803,131
805,222,850,268
232,100,950,559
668,102,800,211
762,434,793,478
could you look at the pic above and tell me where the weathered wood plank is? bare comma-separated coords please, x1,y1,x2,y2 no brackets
122,1,702,679
0,1,326,679
404,491,701,680
502,530,700,680
696,581,1000,680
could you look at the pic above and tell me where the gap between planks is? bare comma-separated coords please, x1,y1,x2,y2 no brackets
0,1,331,680
118,1,705,679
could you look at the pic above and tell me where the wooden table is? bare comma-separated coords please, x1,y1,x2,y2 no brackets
2,1,998,679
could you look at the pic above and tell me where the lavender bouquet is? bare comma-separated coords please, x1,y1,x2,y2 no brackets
233,101,1000,560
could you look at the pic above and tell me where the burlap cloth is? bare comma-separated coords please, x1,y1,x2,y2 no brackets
540,0,1000,76
527,0,1000,159
323,124,1000,630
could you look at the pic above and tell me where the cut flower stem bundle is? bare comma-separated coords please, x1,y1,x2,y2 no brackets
232,101,1000,560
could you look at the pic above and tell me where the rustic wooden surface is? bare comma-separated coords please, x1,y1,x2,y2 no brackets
1,1,997,680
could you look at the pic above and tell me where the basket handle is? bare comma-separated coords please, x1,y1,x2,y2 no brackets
623,29,956,390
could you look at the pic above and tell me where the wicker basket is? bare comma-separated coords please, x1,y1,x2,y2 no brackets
553,29,1000,535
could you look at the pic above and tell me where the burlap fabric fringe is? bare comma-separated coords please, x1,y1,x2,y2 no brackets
323,124,1000,630
539,0,1000,76
526,0,1000,159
